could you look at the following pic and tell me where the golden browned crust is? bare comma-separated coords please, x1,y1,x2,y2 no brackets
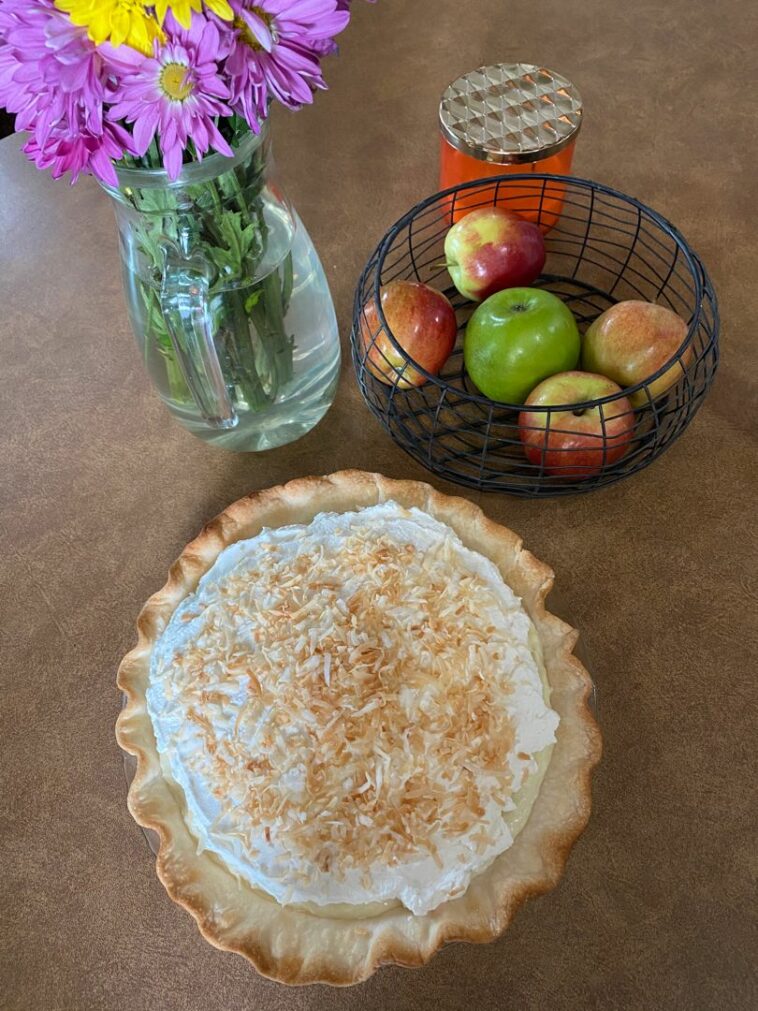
116,471,601,986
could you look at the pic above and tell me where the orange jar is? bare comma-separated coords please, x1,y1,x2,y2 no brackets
439,64,582,230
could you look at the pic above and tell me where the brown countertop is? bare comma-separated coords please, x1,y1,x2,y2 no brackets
1,1,756,1008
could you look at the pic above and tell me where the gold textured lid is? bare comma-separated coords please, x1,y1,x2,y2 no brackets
439,63,583,165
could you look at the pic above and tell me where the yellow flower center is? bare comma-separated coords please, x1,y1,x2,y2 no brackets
234,8,276,51
160,62,193,101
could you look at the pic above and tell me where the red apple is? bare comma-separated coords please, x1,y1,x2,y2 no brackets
444,206,546,302
582,300,691,407
518,371,635,478
359,280,457,388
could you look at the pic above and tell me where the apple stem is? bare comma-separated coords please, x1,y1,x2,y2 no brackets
432,261,456,269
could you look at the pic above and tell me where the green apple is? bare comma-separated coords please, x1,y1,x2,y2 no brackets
464,288,581,403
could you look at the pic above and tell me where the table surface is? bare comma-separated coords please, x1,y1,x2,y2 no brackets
2,1,756,1008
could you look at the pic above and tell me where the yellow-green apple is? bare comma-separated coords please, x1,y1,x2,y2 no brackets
519,371,635,478
582,300,691,407
360,280,457,388
444,206,546,302
464,287,580,403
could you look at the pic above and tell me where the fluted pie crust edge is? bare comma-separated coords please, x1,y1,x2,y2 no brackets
116,471,601,986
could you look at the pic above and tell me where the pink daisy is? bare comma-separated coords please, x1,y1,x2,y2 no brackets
24,118,134,185
0,0,130,184
225,0,350,124
308,0,376,57
106,13,234,181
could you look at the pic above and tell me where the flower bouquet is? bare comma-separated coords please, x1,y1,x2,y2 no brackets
0,0,371,449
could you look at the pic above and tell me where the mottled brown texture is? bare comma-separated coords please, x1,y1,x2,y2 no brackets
0,0,756,1007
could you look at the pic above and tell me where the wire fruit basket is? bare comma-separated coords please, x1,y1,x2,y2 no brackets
351,175,719,496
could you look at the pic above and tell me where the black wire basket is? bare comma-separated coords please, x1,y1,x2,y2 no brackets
351,175,719,496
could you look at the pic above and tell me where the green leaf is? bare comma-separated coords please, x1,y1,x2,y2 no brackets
207,246,238,276
218,212,258,267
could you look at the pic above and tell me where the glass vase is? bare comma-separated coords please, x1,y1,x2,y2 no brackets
102,122,340,451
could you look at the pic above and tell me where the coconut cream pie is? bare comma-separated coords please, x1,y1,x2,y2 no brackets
117,472,600,985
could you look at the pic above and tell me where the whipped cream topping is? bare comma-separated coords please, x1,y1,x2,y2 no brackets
147,502,559,915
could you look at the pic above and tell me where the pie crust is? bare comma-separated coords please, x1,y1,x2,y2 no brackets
116,471,601,985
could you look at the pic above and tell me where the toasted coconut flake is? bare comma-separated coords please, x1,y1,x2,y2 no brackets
152,512,558,895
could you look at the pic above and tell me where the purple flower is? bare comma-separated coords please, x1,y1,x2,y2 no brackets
225,0,350,126
306,0,375,58
24,119,134,185
0,0,130,184
106,13,234,181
